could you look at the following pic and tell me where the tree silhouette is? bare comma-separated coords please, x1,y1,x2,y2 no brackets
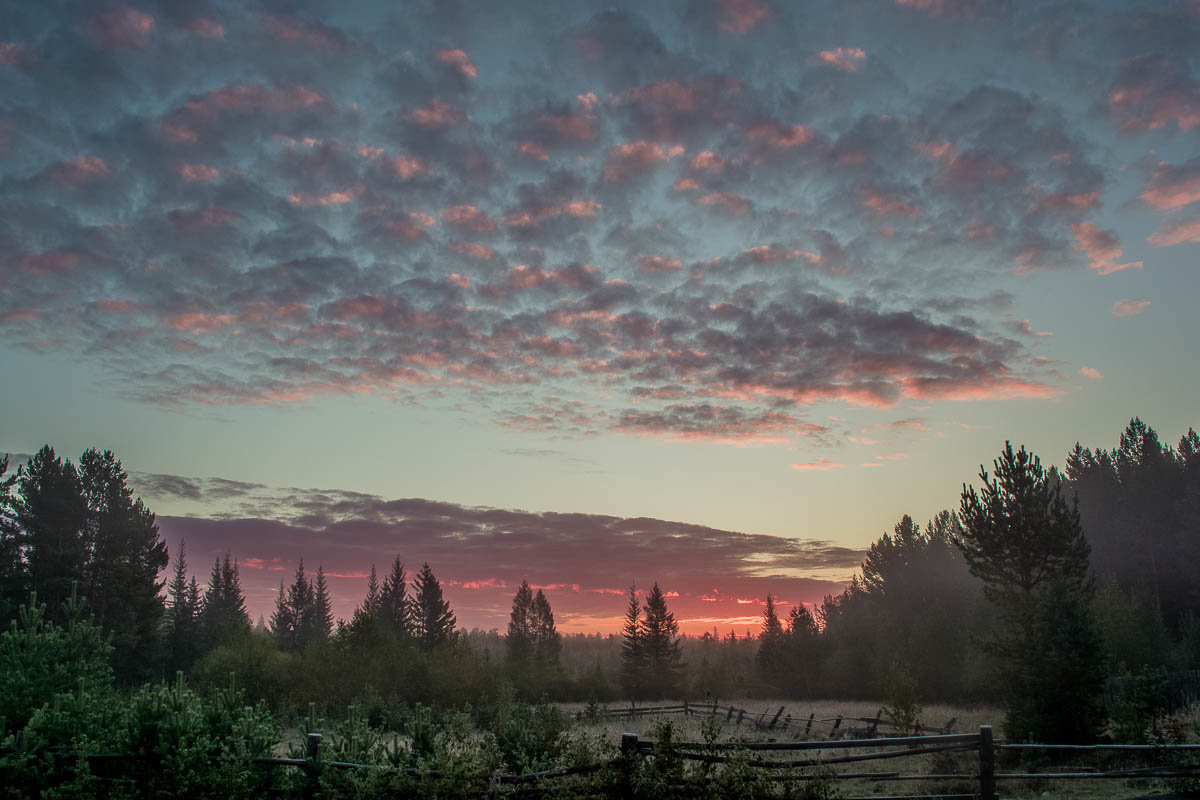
311,565,334,643
0,455,25,622
531,588,561,669
756,594,786,684
13,446,87,625
411,563,455,651
958,441,1104,743
378,556,411,638
201,552,250,646
165,540,201,673
619,585,643,698
640,583,682,699
506,579,535,667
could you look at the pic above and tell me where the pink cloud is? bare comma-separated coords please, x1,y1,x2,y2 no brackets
178,163,218,183
0,309,39,324
450,241,496,260
816,47,866,72
287,185,364,206
94,299,138,313
88,6,154,50
689,151,726,172
167,312,237,334
744,121,817,149
1112,299,1151,317
436,48,478,78
46,156,110,186
1141,163,1200,210
1148,216,1200,247
442,205,496,233
637,256,683,273
542,109,596,141
1080,366,1103,379
719,0,770,33
390,156,427,179
19,249,81,274
895,0,972,17
859,187,923,217
1071,222,1143,274
1038,191,1100,213
185,17,224,38
1109,54,1200,133
791,458,843,471
518,141,550,160
260,14,350,51
181,84,326,116
406,98,463,128
447,273,471,290
697,191,751,216
603,141,685,181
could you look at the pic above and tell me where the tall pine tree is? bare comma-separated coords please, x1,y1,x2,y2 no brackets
14,446,87,625
412,563,455,651
506,579,535,666
619,586,643,698
531,589,561,669
378,556,410,638
640,583,682,699
165,540,201,673
201,553,251,646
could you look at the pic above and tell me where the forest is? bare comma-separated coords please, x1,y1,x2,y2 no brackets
2,417,1199,797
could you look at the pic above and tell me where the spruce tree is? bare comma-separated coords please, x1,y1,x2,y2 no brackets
531,589,561,669
640,583,681,698
312,565,334,643
756,594,786,681
506,579,535,666
359,564,381,619
166,540,201,673
412,562,455,651
619,586,644,699
13,446,87,625
378,556,410,638
0,455,25,622
201,553,251,646
270,576,297,649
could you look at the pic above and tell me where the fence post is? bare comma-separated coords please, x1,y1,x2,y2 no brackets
829,715,842,739
683,700,689,717
726,705,734,721
620,732,639,800
736,709,744,726
868,708,882,737
805,712,814,738
978,725,994,800
768,706,784,729
304,733,322,798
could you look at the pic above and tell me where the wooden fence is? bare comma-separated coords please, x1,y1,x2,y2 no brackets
595,699,957,738
82,725,1200,798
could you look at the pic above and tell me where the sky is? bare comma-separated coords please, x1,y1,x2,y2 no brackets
1,0,1198,634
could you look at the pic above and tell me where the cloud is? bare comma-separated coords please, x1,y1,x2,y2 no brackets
603,141,684,181
1112,299,1151,317
1080,366,1102,379
717,0,771,34
1141,161,1200,210
1108,54,1200,133
790,458,843,471
1071,222,1143,274
148,477,861,630
816,48,867,72
1147,216,1200,247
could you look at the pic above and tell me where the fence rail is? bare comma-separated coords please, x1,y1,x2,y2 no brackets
71,724,1200,798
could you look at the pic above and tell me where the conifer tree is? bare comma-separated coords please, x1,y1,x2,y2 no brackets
378,556,410,637
412,562,455,651
358,564,381,620
13,446,87,625
271,576,297,648
506,579,535,666
312,565,334,643
77,449,168,681
0,455,25,622
531,588,561,669
201,552,251,645
640,583,682,698
166,540,201,673
756,594,786,680
619,586,644,698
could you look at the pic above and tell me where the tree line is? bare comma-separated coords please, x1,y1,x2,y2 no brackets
3,417,1199,744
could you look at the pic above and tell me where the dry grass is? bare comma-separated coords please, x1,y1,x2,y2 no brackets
564,698,1195,799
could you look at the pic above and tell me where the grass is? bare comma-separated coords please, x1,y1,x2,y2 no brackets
565,698,1199,799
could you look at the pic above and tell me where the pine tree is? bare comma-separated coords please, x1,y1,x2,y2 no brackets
166,540,201,673
311,565,334,643
640,583,682,698
531,589,561,669
0,455,26,622
756,594,786,681
13,446,87,625
270,576,297,648
358,564,381,620
411,562,455,651
77,449,168,681
506,579,535,666
619,586,643,698
378,556,410,638
958,441,1105,743
201,553,251,646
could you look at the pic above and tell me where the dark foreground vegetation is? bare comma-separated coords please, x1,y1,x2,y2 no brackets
3,416,1200,797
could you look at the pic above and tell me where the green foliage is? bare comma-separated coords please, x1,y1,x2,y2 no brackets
1109,664,1174,743
411,562,455,651
882,661,921,735
0,589,113,731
